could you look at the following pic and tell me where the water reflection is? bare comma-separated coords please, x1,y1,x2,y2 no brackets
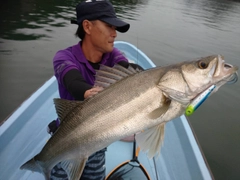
0,0,149,41
182,0,240,31
111,0,149,20
0,0,76,40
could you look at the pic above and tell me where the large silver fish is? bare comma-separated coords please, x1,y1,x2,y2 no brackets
21,55,238,180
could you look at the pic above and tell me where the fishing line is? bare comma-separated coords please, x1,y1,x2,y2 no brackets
137,30,139,66
135,21,139,66
153,157,159,180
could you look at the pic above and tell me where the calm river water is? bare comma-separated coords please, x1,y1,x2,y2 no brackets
0,0,240,179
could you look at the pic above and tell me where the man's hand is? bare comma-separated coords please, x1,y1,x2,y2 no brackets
84,86,103,99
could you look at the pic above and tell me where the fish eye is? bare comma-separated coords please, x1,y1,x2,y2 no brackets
198,61,208,69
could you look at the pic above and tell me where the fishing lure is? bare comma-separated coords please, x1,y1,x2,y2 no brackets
185,85,216,116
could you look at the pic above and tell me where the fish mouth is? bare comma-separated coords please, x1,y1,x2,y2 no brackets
226,71,238,84
214,55,238,84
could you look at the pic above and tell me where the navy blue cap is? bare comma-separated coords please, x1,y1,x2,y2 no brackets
71,0,130,33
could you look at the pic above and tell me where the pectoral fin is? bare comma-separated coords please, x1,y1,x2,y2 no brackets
148,98,171,119
60,157,88,180
136,123,166,158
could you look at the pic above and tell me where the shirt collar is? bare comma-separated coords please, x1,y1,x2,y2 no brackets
72,41,88,63
72,41,111,70
72,41,95,73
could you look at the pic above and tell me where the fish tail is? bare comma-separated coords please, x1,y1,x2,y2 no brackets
20,158,41,172
20,157,49,179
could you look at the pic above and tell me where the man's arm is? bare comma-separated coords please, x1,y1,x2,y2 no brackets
63,69,91,101
63,61,143,101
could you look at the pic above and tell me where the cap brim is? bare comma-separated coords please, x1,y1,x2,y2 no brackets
100,18,130,33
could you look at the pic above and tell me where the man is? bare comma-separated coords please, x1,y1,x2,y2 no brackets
48,0,142,179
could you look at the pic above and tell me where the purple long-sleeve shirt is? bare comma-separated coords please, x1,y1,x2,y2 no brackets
53,41,128,100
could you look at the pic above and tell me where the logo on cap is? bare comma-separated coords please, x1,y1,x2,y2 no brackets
85,0,105,2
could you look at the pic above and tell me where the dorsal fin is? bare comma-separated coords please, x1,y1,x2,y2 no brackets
111,64,137,75
99,64,130,77
94,64,142,88
53,98,83,122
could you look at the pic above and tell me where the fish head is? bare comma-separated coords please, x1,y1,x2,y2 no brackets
158,55,238,105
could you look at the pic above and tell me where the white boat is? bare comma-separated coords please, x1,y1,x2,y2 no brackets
0,41,213,180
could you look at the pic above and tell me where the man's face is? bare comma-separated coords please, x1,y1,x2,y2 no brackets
88,20,117,53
